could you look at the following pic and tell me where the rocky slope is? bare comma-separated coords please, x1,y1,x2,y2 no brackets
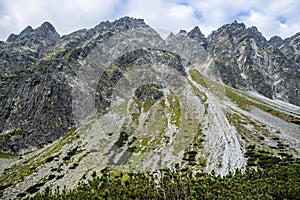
205,21,300,106
0,17,299,199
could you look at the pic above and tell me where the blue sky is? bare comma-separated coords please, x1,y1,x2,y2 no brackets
0,0,299,40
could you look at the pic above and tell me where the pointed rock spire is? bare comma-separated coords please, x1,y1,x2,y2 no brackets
20,26,34,36
7,26,33,42
6,34,18,42
40,22,57,34
269,36,284,47
188,26,206,42
6,21,60,44
166,32,175,40
35,21,60,43
178,29,187,34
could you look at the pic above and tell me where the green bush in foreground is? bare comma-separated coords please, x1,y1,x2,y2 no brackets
27,163,299,200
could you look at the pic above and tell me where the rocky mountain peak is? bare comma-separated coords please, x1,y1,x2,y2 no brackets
231,20,246,28
208,21,246,42
6,21,60,44
20,25,34,35
6,26,33,42
94,16,147,32
223,21,246,33
165,32,175,41
269,35,284,47
6,34,18,42
115,16,145,25
33,21,60,43
178,29,187,35
247,26,263,37
285,32,300,46
188,26,206,43
40,21,58,34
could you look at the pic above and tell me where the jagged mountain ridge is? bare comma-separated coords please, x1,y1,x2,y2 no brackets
0,17,300,199
206,21,300,105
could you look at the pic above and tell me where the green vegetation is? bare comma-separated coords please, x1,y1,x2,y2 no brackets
1,74,18,81
143,96,156,112
0,151,18,159
0,129,31,138
130,98,142,123
0,128,76,190
245,145,300,168
225,83,300,125
190,70,225,99
114,131,129,148
27,162,299,199
180,124,206,168
190,69,300,125
226,108,272,141
167,92,181,127
182,151,197,165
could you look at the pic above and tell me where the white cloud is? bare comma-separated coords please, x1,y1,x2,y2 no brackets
121,0,199,33
0,0,121,39
240,0,300,38
241,10,279,38
0,0,299,40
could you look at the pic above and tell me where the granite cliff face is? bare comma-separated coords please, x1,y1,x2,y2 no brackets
205,21,300,106
0,17,299,199
0,17,165,153
0,22,74,153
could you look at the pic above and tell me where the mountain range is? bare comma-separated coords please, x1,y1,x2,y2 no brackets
0,17,299,199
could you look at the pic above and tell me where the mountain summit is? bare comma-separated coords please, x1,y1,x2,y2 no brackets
0,17,299,199
7,21,59,44
188,26,206,43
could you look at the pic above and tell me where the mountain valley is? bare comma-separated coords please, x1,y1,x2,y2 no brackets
0,17,299,199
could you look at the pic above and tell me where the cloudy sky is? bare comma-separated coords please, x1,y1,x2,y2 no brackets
0,0,300,41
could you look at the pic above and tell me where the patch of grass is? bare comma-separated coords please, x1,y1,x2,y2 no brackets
1,129,31,138
191,69,300,125
134,137,150,153
0,127,76,188
190,70,208,89
1,74,18,81
40,127,77,159
226,109,268,144
131,98,142,124
143,97,155,112
167,92,181,127
190,70,225,99
187,79,207,103
190,69,251,109
0,151,18,159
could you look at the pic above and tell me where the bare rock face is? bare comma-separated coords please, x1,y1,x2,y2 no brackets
187,26,207,45
7,22,60,44
0,17,165,153
272,32,300,64
1,22,60,70
0,59,75,153
206,21,300,105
